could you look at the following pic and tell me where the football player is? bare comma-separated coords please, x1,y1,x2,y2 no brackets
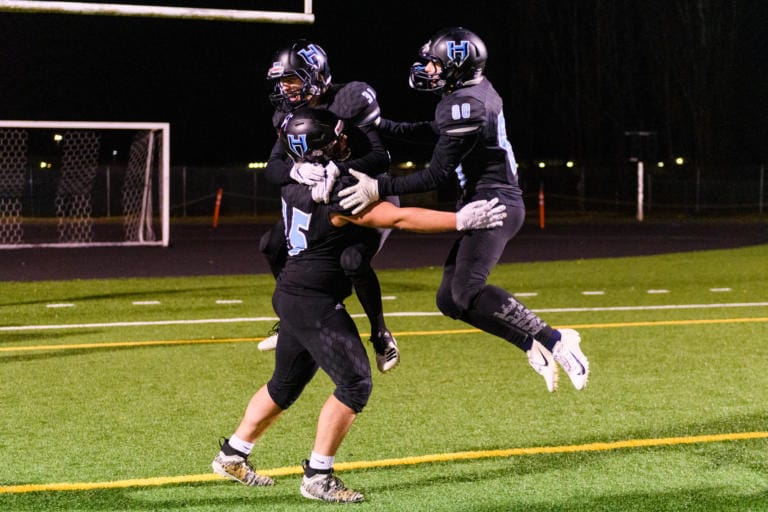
212,108,506,503
258,40,400,373
338,27,590,392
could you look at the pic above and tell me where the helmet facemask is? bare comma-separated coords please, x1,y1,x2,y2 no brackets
408,57,446,93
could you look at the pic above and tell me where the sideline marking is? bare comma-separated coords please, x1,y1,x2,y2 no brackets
4,302,768,333
2,431,766,494
46,303,74,308
3,317,767,353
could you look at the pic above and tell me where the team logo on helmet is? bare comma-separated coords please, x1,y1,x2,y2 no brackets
297,44,323,67
446,40,470,65
287,133,308,157
268,61,285,79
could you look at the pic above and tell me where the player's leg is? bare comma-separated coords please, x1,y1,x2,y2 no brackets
341,224,399,373
257,219,288,351
297,296,370,503
213,291,319,485
437,203,588,390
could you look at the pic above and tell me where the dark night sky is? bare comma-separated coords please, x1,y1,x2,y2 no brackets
1,1,766,166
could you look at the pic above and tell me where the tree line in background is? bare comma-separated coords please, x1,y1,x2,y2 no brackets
497,0,764,169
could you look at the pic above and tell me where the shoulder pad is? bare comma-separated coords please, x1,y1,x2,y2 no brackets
329,82,381,127
435,95,484,136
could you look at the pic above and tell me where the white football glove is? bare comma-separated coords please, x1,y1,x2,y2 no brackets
455,197,507,231
338,169,380,214
289,162,325,185
310,161,340,204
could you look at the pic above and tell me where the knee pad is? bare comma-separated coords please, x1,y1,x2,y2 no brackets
267,379,309,410
436,286,463,319
334,375,372,414
340,246,365,274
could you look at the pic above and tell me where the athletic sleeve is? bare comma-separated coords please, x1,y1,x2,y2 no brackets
378,117,439,145
265,137,294,186
376,132,479,196
334,123,390,177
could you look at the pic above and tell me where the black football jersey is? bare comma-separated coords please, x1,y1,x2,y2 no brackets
377,78,522,205
265,82,389,186
275,176,364,299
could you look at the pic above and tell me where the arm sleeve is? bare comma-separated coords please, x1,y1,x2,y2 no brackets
378,118,439,145
264,137,294,186
377,131,480,196
334,124,390,176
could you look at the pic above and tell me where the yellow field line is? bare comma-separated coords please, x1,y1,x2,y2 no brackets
2,431,766,494
3,316,767,354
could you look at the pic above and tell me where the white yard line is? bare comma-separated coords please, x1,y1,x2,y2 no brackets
3,302,768,332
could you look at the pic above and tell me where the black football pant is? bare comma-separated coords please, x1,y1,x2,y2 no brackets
268,290,372,413
435,202,555,351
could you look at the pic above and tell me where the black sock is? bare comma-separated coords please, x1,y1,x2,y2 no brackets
221,439,247,458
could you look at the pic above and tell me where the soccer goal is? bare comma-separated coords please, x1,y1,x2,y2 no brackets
0,121,170,248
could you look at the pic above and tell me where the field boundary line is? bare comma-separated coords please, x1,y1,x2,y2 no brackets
2,317,768,353
2,431,766,494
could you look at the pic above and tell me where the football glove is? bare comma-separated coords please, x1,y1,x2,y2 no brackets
455,198,507,231
310,161,340,204
338,169,380,214
289,162,325,185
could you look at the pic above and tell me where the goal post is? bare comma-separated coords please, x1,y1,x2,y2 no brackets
0,120,170,248
0,1,315,24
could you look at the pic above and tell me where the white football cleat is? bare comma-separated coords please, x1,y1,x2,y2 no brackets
257,334,278,352
527,339,558,392
552,329,589,390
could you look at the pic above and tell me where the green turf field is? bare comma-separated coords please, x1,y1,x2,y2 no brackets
1,244,767,511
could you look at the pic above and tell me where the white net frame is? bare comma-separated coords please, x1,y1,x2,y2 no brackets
0,121,170,248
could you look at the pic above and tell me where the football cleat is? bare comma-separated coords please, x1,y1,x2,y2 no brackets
370,329,400,373
300,461,364,503
257,321,280,352
212,442,274,487
527,339,558,392
552,329,590,390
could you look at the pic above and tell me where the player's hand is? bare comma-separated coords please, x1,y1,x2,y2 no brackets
310,161,340,204
338,169,380,214
455,198,506,231
289,162,325,185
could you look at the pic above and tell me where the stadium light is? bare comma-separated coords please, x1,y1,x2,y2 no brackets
657,161,665,168
398,161,416,169
566,161,574,168
538,161,546,168
675,157,685,165
53,133,63,142
39,161,51,169
248,162,267,169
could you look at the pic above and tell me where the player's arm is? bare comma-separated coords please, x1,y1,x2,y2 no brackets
334,123,390,176
330,197,506,233
377,117,439,145
330,82,390,176
264,137,294,186
378,131,480,196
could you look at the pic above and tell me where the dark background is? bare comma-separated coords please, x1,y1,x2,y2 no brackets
1,0,767,169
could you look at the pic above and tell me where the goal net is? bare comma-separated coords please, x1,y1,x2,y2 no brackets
0,121,170,248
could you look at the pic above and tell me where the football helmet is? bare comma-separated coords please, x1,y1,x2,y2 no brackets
281,108,350,164
267,40,332,111
409,27,487,93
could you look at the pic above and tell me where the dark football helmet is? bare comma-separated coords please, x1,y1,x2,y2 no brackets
281,108,350,164
267,40,332,111
409,27,487,93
